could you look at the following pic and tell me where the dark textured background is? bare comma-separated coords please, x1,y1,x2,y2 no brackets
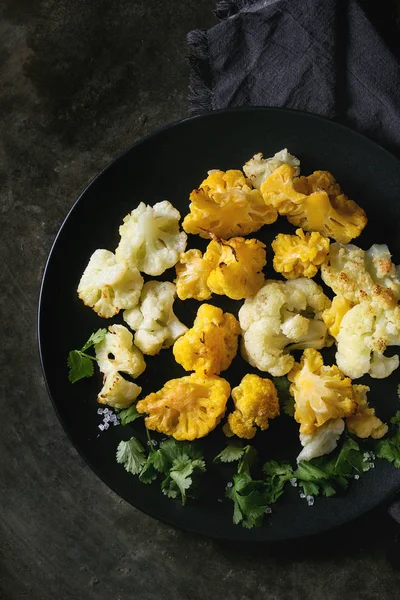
2,1,400,598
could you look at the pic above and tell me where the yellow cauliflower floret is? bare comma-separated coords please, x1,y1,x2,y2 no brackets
182,169,277,240
204,236,266,300
173,304,240,375
322,295,354,338
261,165,367,243
136,373,230,440
272,228,330,279
346,385,388,439
227,374,280,439
175,249,213,301
288,348,356,435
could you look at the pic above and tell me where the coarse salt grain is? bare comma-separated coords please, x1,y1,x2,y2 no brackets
290,478,298,487
98,424,105,431
306,495,314,507
97,408,104,415
265,507,272,514
226,482,233,489
354,474,360,480
300,493,305,499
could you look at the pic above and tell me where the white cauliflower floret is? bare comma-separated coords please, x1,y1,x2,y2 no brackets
335,301,400,379
123,281,187,355
297,418,345,463
239,279,331,377
95,324,146,378
243,149,300,190
115,201,187,276
321,242,400,308
97,372,142,409
77,249,143,318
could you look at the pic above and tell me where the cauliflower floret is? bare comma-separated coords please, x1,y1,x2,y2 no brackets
123,281,187,356
204,236,266,300
175,249,213,301
260,166,367,243
95,324,146,378
243,148,300,189
346,385,388,439
97,372,142,409
288,348,356,435
182,169,277,240
173,304,240,375
239,279,331,376
136,373,230,440
335,301,400,379
272,228,330,279
77,249,143,318
322,295,354,338
226,374,280,439
321,243,400,308
115,201,187,276
297,418,345,463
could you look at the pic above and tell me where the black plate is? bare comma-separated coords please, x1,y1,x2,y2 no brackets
39,107,400,541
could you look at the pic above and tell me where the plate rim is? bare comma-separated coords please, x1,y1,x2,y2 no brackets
37,105,400,542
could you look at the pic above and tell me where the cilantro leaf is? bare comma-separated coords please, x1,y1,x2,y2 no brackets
116,438,147,475
273,376,294,416
162,455,206,504
118,405,143,426
81,328,108,351
295,438,363,498
226,472,269,529
67,350,94,383
68,328,107,383
139,450,163,484
376,410,400,468
263,460,294,504
117,436,207,503
214,441,245,463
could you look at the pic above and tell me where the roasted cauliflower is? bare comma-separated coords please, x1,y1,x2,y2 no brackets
297,418,345,463
226,374,280,439
346,385,388,439
175,249,213,301
239,279,331,377
77,249,143,318
322,295,354,338
173,304,240,375
260,165,367,243
321,242,400,309
95,324,146,378
136,373,230,440
204,236,266,300
182,169,277,240
97,372,142,409
123,281,187,356
335,301,400,379
115,201,187,276
243,148,300,190
288,349,356,435
272,228,330,279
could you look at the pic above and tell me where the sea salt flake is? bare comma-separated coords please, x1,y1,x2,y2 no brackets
265,507,272,514
354,474,360,480
306,495,314,506
300,493,305,499
226,482,233,489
